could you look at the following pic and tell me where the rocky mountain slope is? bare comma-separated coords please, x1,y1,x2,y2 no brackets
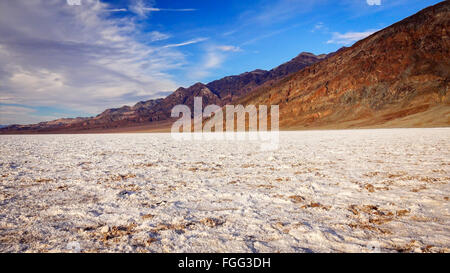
206,52,327,104
0,52,326,133
238,1,450,129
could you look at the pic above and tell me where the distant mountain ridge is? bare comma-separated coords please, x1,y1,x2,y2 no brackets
0,52,327,133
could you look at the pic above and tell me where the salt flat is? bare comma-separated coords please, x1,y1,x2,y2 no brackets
0,128,449,253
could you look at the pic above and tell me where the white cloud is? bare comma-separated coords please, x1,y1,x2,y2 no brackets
0,105,59,125
67,0,81,6
105,8,128,12
366,0,381,6
149,31,171,42
10,70,64,92
163,37,208,48
312,22,327,33
146,8,196,12
223,29,237,37
204,52,224,69
0,0,185,122
130,0,196,17
129,0,153,17
216,45,242,52
327,30,378,45
186,49,226,80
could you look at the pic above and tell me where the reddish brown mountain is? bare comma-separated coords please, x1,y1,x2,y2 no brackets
206,52,328,104
0,52,326,133
239,1,450,129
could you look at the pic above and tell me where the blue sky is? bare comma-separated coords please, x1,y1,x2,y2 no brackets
0,0,443,124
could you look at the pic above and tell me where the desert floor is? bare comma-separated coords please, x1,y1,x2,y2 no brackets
0,128,449,252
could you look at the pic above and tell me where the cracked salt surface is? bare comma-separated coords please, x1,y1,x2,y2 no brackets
0,128,449,252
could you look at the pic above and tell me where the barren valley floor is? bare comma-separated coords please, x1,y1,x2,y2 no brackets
0,129,449,252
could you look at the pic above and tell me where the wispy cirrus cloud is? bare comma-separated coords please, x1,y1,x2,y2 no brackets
367,0,382,6
163,37,208,48
186,43,243,81
243,0,320,26
148,31,171,42
145,8,196,12
241,24,300,46
129,0,196,17
0,0,188,124
216,45,242,52
187,50,224,80
326,29,378,45
311,22,328,33
105,8,128,12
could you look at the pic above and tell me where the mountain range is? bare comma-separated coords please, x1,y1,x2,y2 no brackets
1,52,328,133
1,1,449,134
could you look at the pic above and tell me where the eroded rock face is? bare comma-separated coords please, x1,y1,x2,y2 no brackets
239,1,450,129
